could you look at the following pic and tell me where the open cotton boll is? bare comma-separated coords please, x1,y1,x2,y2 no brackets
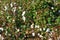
1,11,3,14
0,34,4,40
39,28,42,31
32,32,35,36
10,3,13,7
47,23,51,26
4,6,8,11
51,7,54,9
12,7,16,13
12,19,15,22
5,31,8,35
43,28,46,31
22,16,26,22
57,35,60,40
35,25,39,28
7,16,11,19
22,11,26,16
46,28,50,32
14,2,16,5
0,28,3,31
17,29,20,32
38,33,43,38
30,23,34,28
48,38,52,40
18,6,21,9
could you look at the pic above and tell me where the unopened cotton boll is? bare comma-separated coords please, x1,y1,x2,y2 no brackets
22,11,26,16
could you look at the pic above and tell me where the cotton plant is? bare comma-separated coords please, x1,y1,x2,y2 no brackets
0,0,60,40
22,11,26,22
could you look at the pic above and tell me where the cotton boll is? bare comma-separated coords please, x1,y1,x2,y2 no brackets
35,25,39,28
22,16,26,22
2,22,5,26
10,3,13,7
51,7,54,9
0,28,3,34
22,11,26,16
38,33,40,36
46,28,50,32
30,23,34,28
32,32,35,36
7,16,10,19
1,11,3,14
57,36,60,40
5,31,8,35
43,28,46,31
39,28,42,31
4,6,8,11
49,32,52,36
13,19,15,22
48,38,52,40
18,6,21,9
0,34,4,40
17,29,20,32
8,34,11,36
47,23,51,26
22,11,26,22
36,12,37,14
38,33,43,38
12,19,15,22
12,7,16,13
0,28,3,31
14,2,16,5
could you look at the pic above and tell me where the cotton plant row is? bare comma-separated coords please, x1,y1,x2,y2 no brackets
0,0,60,40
